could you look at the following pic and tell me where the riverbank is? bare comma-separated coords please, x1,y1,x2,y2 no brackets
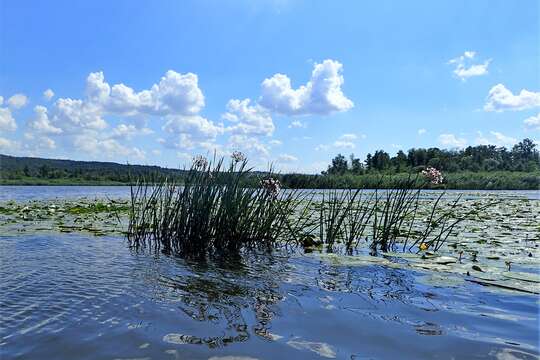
1,171,539,190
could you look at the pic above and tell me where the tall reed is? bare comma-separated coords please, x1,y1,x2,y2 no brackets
128,156,478,259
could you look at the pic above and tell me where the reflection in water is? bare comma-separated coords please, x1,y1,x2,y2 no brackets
1,234,538,359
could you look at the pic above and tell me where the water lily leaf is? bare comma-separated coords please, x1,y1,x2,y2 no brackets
431,256,457,265
502,271,540,283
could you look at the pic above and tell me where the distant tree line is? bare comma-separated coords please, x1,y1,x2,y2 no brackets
324,138,540,175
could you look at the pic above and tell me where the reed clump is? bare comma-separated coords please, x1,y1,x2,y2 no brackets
128,155,485,259
128,154,304,259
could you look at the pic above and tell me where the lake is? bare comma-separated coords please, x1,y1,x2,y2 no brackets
0,186,538,359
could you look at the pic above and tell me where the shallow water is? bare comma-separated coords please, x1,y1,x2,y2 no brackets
0,186,539,359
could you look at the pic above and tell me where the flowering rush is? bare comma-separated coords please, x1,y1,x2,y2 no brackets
192,155,208,169
260,178,281,198
231,151,246,163
421,167,444,185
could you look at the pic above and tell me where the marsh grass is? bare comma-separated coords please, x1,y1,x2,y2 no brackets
128,155,491,259
128,156,306,259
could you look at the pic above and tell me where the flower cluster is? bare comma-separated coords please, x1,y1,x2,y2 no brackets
231,151,246,163
421,167,444,185
192,155,208,169
260,178,281,198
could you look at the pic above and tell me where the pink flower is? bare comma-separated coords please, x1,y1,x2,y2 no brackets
421,167,444,184
231,151,246,163
260,178,281,198
192,155,208,169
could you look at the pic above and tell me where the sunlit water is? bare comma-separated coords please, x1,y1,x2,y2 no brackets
0,186,539,359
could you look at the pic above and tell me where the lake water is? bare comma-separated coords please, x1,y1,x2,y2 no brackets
0,186,539,359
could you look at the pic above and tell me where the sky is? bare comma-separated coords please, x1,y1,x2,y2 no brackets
0,0,539,173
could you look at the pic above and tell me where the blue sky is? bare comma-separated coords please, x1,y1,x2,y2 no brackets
1,0,538,172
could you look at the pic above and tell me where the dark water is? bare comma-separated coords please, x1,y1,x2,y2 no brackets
1,233,538,360
0,186,539,359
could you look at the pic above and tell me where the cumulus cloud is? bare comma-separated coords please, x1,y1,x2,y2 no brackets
227,134,270,158
418,128,427,135
316,133,362,151
36,69,206,137
475,131,517,147
43,89,55,101
7,94,28,109
438,133,467,148
0,136,20,152
73,134,145,160
109,123,153,140
85,70,205,116
333,140,355,149
278,154,298,162
288,120,306,128
222,98,274,136
28,106,62,134
162,115,223,146
339,133,357,141
259,59,353,116
53,98,107,131
0,107,17,132
24,132,56,150
18,70,215,159
524,113,540,130
448,51,490,81
484,84,540,112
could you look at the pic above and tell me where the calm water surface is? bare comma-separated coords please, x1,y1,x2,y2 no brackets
0,186,538,359
1,185,539,201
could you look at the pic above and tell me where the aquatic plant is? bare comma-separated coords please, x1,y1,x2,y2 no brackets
127,154,304,259
421,167,444,185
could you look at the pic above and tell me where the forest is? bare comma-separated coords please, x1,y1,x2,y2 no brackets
0,138,538,189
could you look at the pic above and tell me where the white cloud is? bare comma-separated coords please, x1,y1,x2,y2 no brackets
109,123,153,140
227,134,270,158
315,144,330,151
86,70,205,116
7,94,28,109
41,69,206,136
0,96,3,105
438,133,467,148
53,98,107,131
288,120,306,128
269,139,282,146
316,133,362,151
0,137,20,152
524,113,540,130
448,51,490,81
340,133,357,141
24,133,56,150
28,106,63,134
333,140,355,149
259,59,353,116
0,107,17,132
21,70,213,158
484,84,540,112
418,128,427,135
222,98,274,136
475,131,517,147
278,154,298,162
73,134,145,160
43,89,55,101
162,115,223,149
